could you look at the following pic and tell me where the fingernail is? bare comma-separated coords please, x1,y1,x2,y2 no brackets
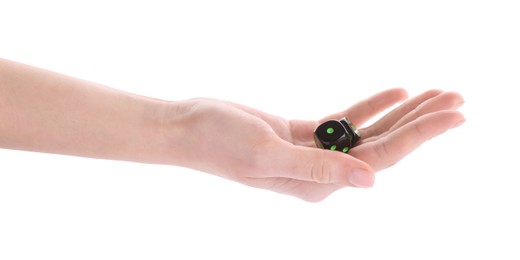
451,117,466,128
349,169,375,188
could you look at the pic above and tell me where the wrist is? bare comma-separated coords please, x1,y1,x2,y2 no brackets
148,98,194,166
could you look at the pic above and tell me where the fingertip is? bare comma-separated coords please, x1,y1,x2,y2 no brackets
390,87,409,100
378,87,409,103
437,110,465,126
349,168,375,188
333,152,375,187
450,111,466,129
423,89,445,98
444,91,465,108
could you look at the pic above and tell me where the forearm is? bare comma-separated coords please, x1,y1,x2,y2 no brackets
0,58,173,164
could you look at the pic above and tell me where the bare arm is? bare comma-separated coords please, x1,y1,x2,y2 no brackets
0,58,464,201
0,58,171,164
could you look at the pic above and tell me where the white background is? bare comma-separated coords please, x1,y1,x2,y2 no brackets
1,0,519,259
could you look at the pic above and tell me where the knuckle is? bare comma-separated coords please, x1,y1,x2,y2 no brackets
412,120,428,139
373,138,397,169
309,158,332,184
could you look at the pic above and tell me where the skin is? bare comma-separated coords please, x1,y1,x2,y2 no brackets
0,58,465,202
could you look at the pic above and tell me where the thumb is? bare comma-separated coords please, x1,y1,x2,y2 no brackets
259,142,375,188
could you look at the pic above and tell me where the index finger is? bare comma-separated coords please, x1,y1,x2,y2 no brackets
321,88,408,127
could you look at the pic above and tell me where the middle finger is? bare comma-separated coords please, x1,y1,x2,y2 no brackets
359,89,443,139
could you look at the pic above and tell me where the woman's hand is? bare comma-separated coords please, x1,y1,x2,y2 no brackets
0,59,464,202
165,88,465,202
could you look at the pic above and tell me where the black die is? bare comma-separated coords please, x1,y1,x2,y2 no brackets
313,118,360,153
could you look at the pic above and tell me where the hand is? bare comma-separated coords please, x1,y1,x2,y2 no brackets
0,60,463,201
165,88,465,202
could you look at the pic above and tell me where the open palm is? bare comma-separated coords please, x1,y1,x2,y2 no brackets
174,88,464,201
